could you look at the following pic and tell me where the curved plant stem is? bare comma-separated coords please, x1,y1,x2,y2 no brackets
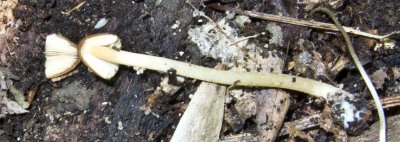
88,45,348,99
311,7,386,142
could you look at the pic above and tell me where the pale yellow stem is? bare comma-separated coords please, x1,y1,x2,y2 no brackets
89,46,348,98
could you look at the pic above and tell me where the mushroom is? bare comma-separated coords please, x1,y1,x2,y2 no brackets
78,34,121,79
45,34,80,79
78,33,349,99
44,33,368,133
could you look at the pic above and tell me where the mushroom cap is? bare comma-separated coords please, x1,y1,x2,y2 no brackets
78,33,121,79
45,34,80,78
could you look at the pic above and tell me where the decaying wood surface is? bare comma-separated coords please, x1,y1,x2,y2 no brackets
256,89,290,141
171,82,226,142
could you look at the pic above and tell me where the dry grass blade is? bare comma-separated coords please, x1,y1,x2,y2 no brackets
208,4,391,40
382,96,400,108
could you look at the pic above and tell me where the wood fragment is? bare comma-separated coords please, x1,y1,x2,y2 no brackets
208,4,392,40
27,89,36,105
256,89,291,142
26,81,44,106
280,114,321,136
220,133,257,142
329,55,350,76
170,82,226,142
285,125,315,142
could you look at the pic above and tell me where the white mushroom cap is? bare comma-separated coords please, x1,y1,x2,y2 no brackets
78,34,121,79
45,34,80,78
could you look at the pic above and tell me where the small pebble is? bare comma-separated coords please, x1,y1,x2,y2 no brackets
171,20,180,29
118,121,123,130
94,18,108,29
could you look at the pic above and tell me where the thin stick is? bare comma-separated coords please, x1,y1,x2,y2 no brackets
61,1,86,15
208,4,391,40
311,7,386,142
89,45,348,99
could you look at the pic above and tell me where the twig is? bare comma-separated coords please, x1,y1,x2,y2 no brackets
311,7,386,142
207,4,395,40
224,34,259,48
61,1,86,15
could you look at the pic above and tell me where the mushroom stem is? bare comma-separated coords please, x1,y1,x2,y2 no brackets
89,45,346,98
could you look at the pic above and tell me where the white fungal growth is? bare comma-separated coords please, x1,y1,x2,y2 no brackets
340,101,366,128
266,22,283,46
160,76,184,95
327,92,369,130
133,66,145,75
188,17,284,73
117,121,123,130
188,19,244,63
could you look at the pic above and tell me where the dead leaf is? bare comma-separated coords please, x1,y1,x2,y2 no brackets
10,86,29,108
0,91,28,118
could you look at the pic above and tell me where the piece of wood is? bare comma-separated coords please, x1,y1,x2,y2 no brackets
256,89,291,141
170,82,226,142
220,133,257,142
280,114,321,136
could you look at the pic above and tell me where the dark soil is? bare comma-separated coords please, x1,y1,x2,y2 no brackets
1,0,399,141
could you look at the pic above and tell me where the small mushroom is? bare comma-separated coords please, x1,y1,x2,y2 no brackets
79,34,121,79
45,34,80,79
44,33,369,136
78,33,349,98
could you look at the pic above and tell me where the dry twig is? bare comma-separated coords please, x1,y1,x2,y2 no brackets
61,1,86,15
208,4,396,40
